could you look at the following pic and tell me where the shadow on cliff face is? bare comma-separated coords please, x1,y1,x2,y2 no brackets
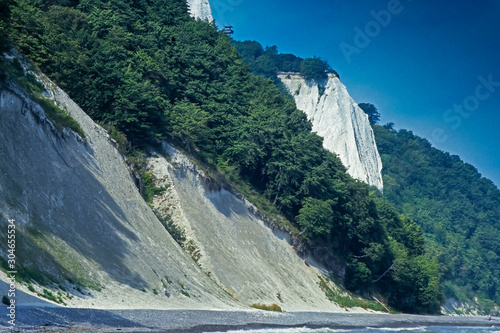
170,156,244,219
0,85,148,290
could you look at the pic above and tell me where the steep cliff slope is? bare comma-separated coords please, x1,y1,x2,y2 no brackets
279,73,383,191
147,144,347,311
0,53,357,311
187,0,213,21
0,56,233,309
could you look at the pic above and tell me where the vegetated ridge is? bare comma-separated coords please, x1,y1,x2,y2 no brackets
373,123,500,314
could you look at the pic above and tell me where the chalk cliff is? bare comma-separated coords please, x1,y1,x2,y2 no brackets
0,54,233,309
0,53,348,311
279,73,383,191
187,0,213,21
146,144,345,311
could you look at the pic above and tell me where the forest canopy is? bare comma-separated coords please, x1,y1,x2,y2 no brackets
232,40,338,81
374,124,500,312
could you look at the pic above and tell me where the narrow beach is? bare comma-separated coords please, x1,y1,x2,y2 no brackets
0,307,495,332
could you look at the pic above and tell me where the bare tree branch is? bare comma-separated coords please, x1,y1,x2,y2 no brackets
373,263,395,283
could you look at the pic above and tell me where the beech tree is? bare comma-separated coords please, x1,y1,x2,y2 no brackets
358,103,380,125
300,57,329,81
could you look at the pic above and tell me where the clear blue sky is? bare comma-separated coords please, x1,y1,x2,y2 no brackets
210,0,500,188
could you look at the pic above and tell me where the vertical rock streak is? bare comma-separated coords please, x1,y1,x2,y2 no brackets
187,0,213,21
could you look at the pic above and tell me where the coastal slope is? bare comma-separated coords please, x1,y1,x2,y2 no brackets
147,144,346,311
0,61,234,309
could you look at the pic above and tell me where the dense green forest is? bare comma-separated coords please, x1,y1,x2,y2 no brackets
232,40,337,82
373,124,500,312
1,0,443,313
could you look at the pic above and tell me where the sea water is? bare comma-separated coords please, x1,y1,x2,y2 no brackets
212,327,499,333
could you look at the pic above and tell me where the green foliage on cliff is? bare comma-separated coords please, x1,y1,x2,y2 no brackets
0,54,85,137
155,212,186,247
0,0,14,50
358,103,380,125
232,40,338,82
232,40,301,79
300,57,330,82
374,124,500,311
4,0,442,313
31,91,86,138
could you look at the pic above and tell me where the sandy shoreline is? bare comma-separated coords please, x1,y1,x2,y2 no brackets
0,307,496,332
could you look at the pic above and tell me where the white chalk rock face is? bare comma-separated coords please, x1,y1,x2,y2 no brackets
187,0,213,21
147,144,347,311
0,53,235,309
279,73,383,191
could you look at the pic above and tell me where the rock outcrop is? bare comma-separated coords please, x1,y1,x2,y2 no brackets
279,73,383,191
147,144,345,311
187,0,213,21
